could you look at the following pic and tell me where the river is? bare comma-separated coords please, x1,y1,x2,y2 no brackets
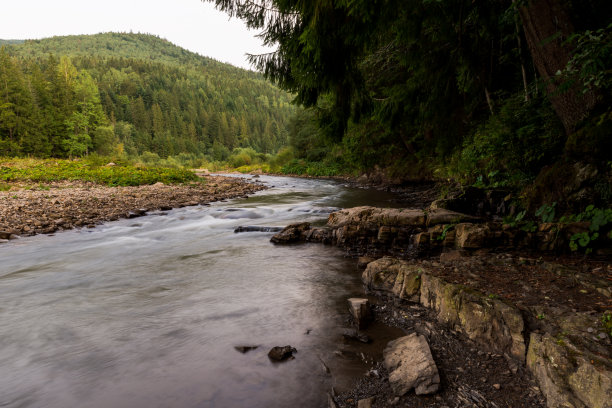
0,175,404,408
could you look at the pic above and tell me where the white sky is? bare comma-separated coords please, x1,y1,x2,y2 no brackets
0,0,272,70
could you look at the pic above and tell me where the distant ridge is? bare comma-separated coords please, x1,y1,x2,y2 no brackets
0,32,294,158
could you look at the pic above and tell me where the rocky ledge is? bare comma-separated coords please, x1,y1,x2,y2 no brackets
0,175,266,241
272,206,611,408
271,206,612,257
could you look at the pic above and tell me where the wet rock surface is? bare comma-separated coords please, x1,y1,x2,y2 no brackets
268,345,297,361
0,176,266,240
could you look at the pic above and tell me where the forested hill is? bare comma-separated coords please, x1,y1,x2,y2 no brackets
0,32,295,159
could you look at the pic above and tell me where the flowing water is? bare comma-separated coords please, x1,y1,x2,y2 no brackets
0,175,403,408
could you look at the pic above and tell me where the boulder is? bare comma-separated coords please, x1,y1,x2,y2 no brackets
270,222,311,244
384,333,440,395
362,257,423,301
347,298,371,329
268,345,297,361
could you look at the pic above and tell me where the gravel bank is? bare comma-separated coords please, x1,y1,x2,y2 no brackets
0,175,266,241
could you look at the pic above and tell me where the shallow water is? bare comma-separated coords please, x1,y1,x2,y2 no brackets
0,175,402,408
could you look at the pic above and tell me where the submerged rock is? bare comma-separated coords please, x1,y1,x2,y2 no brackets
234,225,283,233
234,345,259,354
342,328,371,343
268,345,297,361
384,333,440,395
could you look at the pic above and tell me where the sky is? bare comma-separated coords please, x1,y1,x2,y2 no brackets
0,0,273,70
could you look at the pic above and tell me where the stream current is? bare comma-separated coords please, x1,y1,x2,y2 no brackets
0,175,403,408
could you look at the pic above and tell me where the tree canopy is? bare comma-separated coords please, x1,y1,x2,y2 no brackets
0,32,295,159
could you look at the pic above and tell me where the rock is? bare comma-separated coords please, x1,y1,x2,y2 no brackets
328,393,339,408
268,345,297,361
0,231,16,240
342,328,370,343
270,222,311,244
357,397,375,408
234,345,258,353
454,223,491,249
439,250,467,263
419,274,525,361
234,225,283,233
105,162,116,166
347,298,371,329
493,383,501,390
426,208,481,226
357,256,376,268
527,332,612,408
362,257,423,301
384,333,440,396
327,206,427,229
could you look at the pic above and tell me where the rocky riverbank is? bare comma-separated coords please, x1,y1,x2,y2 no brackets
0,175,266,241
271,206,612,408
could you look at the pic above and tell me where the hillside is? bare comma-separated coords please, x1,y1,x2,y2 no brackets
0,32,295,160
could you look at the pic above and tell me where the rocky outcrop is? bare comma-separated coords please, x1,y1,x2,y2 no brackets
419,273,526,362
362,256,612,408
527,333,612,408
363,258,526,361
362,257,422,301
383,333,440,395
271,205,609,257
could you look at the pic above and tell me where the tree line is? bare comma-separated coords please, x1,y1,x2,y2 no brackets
0,32,295,160
210,0,611,189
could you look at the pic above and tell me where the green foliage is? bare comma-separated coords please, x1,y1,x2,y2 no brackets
535,202,557,223
566,205,612,253
564,22,612,95
602,311,612,337
0,33,294,160
448,93,565,187
279,159,345,177
0,157,197,186
503,210,536,232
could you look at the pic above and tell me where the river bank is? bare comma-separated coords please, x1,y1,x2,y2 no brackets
270,206,612,408
0,175,266,241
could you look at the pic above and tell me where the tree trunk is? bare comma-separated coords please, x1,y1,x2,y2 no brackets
518,0,597,134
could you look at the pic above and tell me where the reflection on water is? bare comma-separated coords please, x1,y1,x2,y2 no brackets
0,175,402,408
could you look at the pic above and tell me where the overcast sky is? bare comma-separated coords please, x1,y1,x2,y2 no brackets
0,0,272,70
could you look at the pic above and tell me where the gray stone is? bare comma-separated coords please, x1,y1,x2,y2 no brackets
384,333,440,396
348,297,371,329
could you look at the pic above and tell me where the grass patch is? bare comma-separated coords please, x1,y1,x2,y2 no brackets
0,158,198,186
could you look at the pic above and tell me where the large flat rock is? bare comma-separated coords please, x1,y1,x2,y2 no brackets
383,333,440,395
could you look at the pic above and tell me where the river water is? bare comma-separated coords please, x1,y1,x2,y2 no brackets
0,175,403,408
